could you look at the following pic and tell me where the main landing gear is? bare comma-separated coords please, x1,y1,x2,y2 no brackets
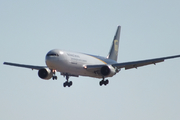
99,77,109,86
63,74,73,87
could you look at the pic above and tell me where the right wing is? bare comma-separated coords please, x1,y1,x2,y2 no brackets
3,62,47,70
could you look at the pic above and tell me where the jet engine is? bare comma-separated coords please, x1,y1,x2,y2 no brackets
100,65,116,77
38,68,53,80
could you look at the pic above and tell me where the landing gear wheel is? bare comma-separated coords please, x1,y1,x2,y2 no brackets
63,81,68,87
99,81,103,86
63,82,66,87
52,76,57,80
69,81,73,87
63,81,73,87
104,79,109,85
99,79,109,86
67,81,72,87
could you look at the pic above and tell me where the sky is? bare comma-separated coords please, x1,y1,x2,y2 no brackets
1,0,180,120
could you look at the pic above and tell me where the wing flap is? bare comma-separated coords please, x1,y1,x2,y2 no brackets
3,62,47,70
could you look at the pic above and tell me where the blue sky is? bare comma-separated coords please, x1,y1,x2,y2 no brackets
1,0,180,120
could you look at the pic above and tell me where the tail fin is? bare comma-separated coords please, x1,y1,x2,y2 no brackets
107,26,121,61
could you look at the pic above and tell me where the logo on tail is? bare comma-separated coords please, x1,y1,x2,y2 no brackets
114,40,119,52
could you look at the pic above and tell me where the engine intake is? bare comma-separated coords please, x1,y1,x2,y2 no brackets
100,65,116,77
38,68,53,80
101,66,110,76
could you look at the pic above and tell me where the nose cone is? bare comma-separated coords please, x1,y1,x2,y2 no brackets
45,49,60,68
45,49,65,69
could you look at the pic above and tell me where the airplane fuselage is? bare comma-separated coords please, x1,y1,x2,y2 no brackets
45,49,117,78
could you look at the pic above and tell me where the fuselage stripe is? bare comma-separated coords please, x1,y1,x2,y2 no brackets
86,54,107,64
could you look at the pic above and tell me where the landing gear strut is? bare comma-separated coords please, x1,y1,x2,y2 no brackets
52,70,57,80
99,77,109,86
63,74,73,87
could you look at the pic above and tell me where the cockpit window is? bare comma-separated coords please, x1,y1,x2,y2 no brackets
47,53,59,57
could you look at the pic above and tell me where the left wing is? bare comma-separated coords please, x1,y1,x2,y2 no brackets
113,55,180,70
3,62,47,70
85,55,180,71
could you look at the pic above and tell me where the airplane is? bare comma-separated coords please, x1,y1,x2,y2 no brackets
3,26,180,87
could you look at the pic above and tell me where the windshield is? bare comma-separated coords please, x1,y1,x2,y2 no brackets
47,53,59,57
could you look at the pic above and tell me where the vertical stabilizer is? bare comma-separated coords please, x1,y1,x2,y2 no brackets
107,26,121,61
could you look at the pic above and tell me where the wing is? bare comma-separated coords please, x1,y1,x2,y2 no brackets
84,64,105,74
3,62,47,70
112,55,180,70
84,55,180,71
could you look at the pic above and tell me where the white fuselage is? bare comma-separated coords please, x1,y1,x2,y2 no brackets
45,49,114,78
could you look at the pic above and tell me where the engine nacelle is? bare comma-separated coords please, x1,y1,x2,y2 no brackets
38,68,53,80
100,65,116,77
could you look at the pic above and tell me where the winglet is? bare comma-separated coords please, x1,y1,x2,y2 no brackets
107,26,121,61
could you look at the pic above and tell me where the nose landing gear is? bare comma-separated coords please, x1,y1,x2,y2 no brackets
52,70,57,80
